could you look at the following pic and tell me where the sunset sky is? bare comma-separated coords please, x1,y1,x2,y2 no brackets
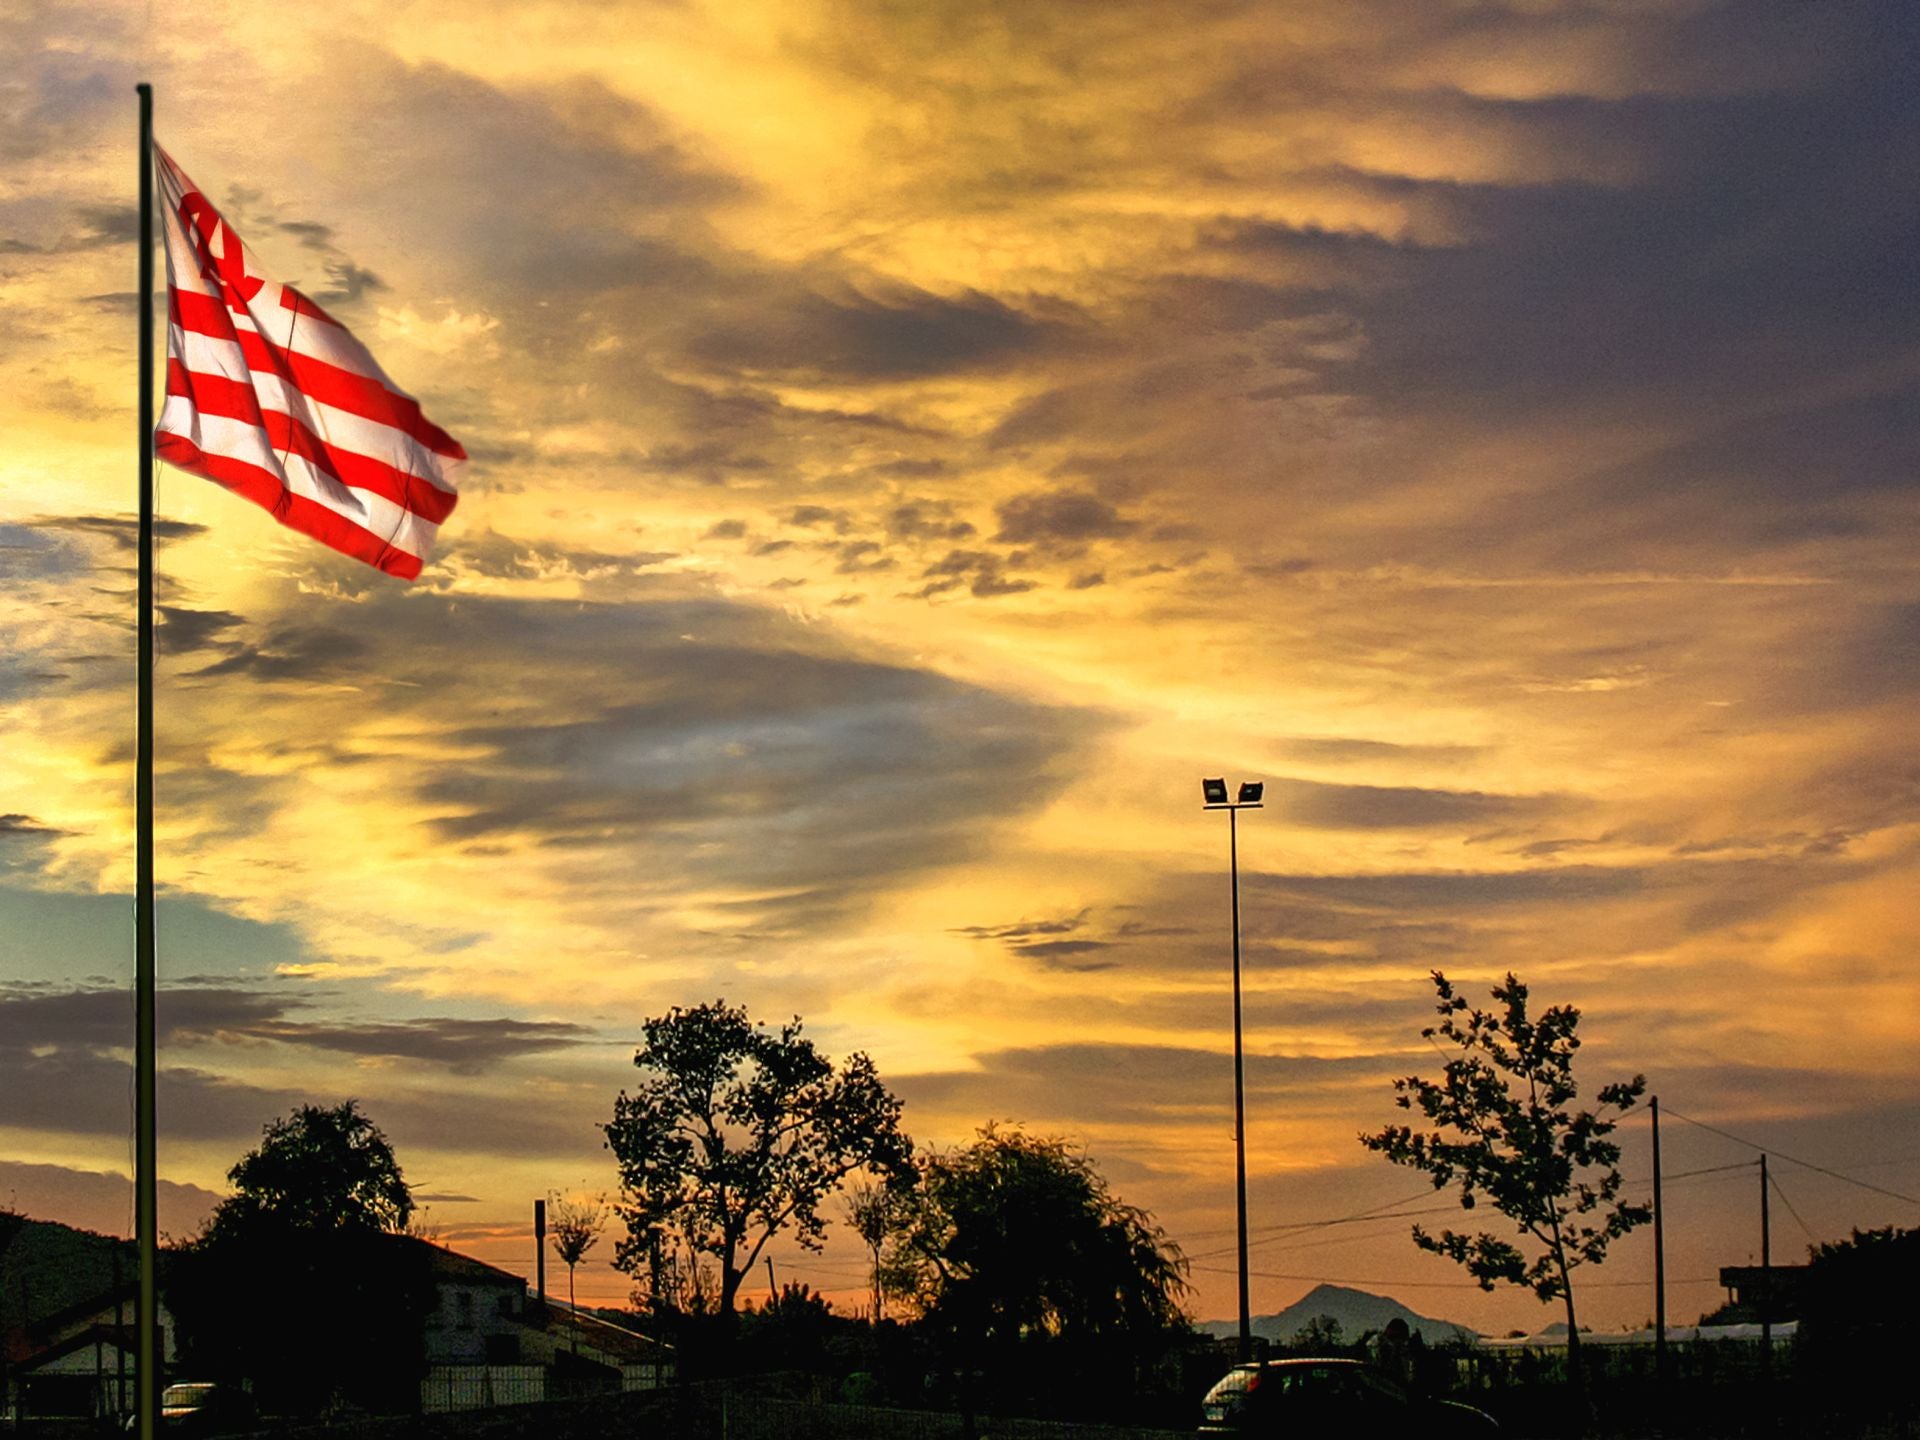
4,0,1918,1337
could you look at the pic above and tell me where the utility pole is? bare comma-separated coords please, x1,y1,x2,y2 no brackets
1651,1095,1667,1383
1759,1154,1772,1386
533,1198,547,1316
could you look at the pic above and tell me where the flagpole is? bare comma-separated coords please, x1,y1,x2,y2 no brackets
134,80,159,1440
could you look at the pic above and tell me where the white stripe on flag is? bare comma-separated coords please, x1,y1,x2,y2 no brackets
152,140,463,578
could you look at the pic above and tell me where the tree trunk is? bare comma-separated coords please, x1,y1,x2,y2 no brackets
1559,1269,1591,1436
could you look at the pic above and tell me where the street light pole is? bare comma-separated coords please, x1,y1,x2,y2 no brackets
1203,778,1263,1363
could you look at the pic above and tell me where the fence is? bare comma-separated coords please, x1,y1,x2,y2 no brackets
419,1365,546,1412
286,1382,1194,1440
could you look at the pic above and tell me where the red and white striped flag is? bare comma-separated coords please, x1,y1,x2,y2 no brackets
154,143,463,580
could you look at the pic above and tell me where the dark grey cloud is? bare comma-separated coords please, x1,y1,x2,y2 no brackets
314,259,385,307
0,814,65,837
1274,737,1486,766
872,459,952,481
1271,776,1563,831
447,528,674,582
951,910,1090,943
186,626,371,682
897,1042,1398,1129
157,605,245,654
834,539,895,574
0,971,608,1190
993,488,1136,548
1012,939,1117,972
1776,601,1920,714
0,1039,600,1163
786,505,849,531
252,1016,590,1074
911,548,1037,598
309,49,743,301
1248,865,1650,913
278,219,336,250
24,515,208,553
951,909,1120,972
52,202,137,251
0,1046,298,1144
0,982,589,1072
688,281,1056,382
1096,840,1896,997
198,589,1105,928
937,0,1920,594
420,638,1074,862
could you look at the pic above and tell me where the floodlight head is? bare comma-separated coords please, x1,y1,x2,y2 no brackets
1238,781,1264,804
1202,778,1229,805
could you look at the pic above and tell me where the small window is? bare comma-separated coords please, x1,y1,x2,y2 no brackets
484,1334,520,1364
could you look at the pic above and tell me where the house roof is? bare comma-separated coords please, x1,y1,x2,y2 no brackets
404,1237,528,1288
12,1323,138,1375
532,1303,674,1362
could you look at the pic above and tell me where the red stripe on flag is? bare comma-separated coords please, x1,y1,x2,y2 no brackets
171,288,466,462
154,431,425,581
167,360,461,525
169,279,243,347
280,286,345,329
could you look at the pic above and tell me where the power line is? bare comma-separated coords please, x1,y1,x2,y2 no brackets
1662,1106,1920,1207
1766,1171,1816,1246
1183,1185,1443,1242
1190,1262,1723,1291
1186,1159,1760,1264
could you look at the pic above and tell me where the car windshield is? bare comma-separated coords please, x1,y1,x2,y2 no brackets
1203,1368,1260,1399
161,1385,215,1406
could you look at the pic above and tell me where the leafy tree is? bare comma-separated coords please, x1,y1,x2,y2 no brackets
210,1099,413,1236
167,1101,433,1415
604,999,912,1326
739,1281,841,1374
1294,1313,1346,1353
1360,972,1648,1383
1796,1225,1920,1418
548,1192,607,1355
883,1125,1189,1419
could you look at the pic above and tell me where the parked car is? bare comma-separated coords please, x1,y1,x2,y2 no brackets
1198,1357,1498,1435
123,1383,257,1437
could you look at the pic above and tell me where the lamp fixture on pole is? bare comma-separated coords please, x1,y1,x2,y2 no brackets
1201,776,1262,1361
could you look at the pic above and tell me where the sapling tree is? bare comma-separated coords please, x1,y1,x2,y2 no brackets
1361,972,1649,1383
845,1177,905,1323
548,1192,607,1354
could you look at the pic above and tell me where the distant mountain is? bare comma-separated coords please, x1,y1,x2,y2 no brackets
1199,1284,1480,1347
0,1214,135,1331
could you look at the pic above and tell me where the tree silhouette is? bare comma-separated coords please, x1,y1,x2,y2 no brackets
1360,971,1648,1389
167,1101,431,1414
845,1178,902,1322
548,1192,606,1356
604,1000,912,1325
883,1125,1188,1419
211,1099,412,1236
1797,1225,1920,1420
